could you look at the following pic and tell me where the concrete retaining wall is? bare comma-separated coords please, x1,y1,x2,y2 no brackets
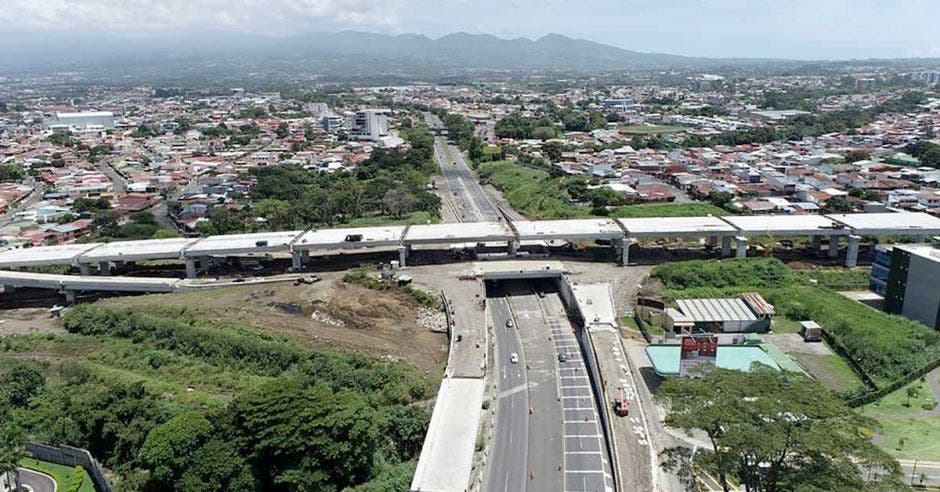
25,442,112,492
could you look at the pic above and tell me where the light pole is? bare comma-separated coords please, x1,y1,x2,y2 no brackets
911,456,919,487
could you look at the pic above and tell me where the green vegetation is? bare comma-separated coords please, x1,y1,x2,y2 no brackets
0,303,434,491
793,267,871,291
651,258,940,388
477,161,590,219
0,163,24,182
343,270,441,309
19,458,95,492
680,91,928,149
477,160,730,220
657,368,902,491
618,124,686,135
905,140,940,167
610,202,730,218
199,125,441,235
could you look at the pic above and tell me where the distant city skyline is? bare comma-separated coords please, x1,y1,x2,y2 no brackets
1,0,938,60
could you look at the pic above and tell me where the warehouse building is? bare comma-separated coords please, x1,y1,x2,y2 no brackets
665,292,774,334
43,111,115,131
871,243,940,329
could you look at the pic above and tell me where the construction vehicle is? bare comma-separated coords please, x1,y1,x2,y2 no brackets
613,387,629,417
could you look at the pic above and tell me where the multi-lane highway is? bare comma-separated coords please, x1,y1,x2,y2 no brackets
485,279,614,492
425,112,505,223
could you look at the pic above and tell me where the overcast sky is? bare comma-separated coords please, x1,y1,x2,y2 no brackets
1,0,938,60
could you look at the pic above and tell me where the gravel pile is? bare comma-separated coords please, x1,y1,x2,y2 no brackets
311,310,345,327
417,307,448,333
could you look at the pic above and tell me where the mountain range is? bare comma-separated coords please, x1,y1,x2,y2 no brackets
0,30,790,73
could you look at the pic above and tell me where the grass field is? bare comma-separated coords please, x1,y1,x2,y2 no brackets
20,458,96,492
611,202,731,218
861,378,940,459
619,124,687,135
336,210,439,227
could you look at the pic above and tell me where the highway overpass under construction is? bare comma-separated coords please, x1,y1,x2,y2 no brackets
0,212,938,280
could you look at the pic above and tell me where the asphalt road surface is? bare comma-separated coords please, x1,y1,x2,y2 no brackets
485,279,613,492
17,468,55,492
486,288,530,492
433,136,502,222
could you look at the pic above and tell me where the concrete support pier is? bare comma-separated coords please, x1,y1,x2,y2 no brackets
734,236,748,259
828,235,840,258
721,236,732,257
301,250,310,262
508,240,519,256
845,235,861,268
707,236,718,248
78,263,92,276
61,290,76,304
811,234,822,249
99,261,111,276
398,245,410,267
291,251,303,270
185,258,197,279
619,238,634,266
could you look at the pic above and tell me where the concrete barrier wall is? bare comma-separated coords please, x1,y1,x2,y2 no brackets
554,277,622,492
25,442,112,492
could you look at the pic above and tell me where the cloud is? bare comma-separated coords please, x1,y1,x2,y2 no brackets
0,0,401,34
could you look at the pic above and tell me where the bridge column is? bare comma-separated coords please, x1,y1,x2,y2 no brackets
114,260,125,270
61,289,76,304
185,258,197,279
915,234,928,243
706,236,718,248
2,285,14,294
828,235,840,258
291,251,303,270
734,236,748,259
99,261,111,276
618,238,634,266
78,263,92,276
810,234,821,250
721,236,732,257
301,250,310,262
508,240,519,256
845,235,861,268
398,245,409,267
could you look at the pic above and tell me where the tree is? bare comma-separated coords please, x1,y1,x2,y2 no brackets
844,149,871,163
226,380,379,491
0,362,45,407
905,385,920,407
382,188,416,217
0,164,24,182
92,210,120,231
542,141,564,163
824,196,854,213
198,207,246,236
656,368,902,492
139,411,255,491
0,417,25,492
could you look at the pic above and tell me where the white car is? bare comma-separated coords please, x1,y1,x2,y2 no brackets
510,352,519,364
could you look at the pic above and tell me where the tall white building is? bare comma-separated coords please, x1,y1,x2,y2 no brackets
351,109,390,141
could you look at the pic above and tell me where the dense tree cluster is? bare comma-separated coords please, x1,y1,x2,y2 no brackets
905,141,940,167
197,126,441,234
495,112,558,140
658,368,902,492
0,305,433,491
680,91,928,149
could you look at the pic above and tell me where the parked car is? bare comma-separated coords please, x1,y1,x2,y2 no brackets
510,352,519,364
557,352,568,362
505,319,514,328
